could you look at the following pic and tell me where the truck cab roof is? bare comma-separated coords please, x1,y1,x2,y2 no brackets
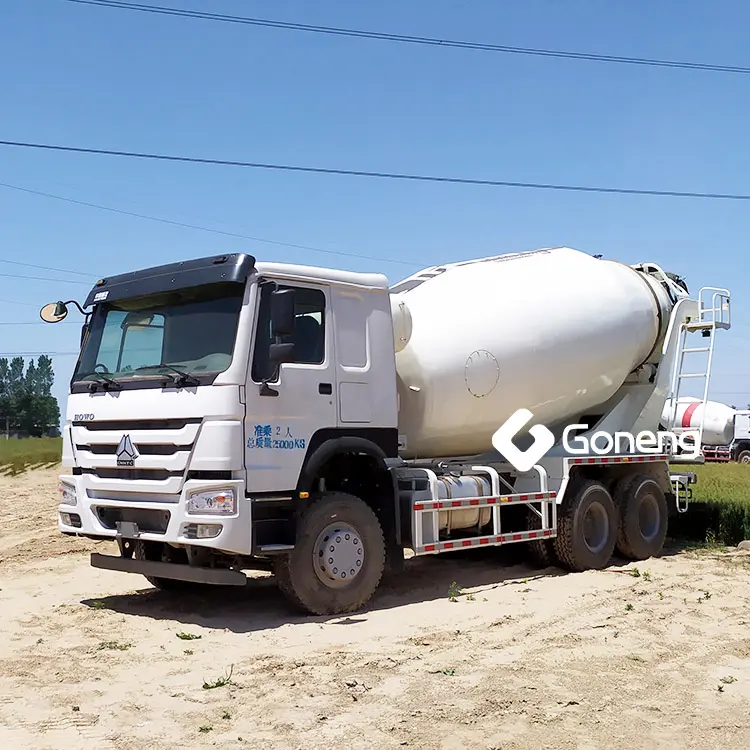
84,252,390,307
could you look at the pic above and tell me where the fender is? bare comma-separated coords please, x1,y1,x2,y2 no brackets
295,429,403,568
297,434,389,493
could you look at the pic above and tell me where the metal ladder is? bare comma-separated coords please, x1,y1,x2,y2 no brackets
666,285,731,461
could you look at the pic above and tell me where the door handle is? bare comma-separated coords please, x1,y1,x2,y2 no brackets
319,382,332,395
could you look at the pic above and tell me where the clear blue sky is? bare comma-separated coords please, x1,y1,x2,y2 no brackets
2,0,750,417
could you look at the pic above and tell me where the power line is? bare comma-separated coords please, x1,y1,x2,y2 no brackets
0,351,79,357
0,298,44,308
5,138,750,202
0,270,90,285
0,181,421,268
64,0,750,76
0,258,94,278
0,321,77,325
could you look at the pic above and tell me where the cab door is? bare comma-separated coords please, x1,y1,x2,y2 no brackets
244,279,337,494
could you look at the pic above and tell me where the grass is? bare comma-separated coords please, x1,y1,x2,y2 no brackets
0,437,62,476
669,463,750,546
176,632,202,641
203,666,234,690
97,640,132,651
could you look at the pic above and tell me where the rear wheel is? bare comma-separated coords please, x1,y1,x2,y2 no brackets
613,474,668,560
525,507,558,568
273,491,386,616
553,479,617,571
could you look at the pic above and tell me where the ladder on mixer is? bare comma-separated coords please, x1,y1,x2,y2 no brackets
666,286,731,451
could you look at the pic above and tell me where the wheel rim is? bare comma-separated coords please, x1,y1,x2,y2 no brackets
582,501,609,554
638,492,660,541
313,522,365,589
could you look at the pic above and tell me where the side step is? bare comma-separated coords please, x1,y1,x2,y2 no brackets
90,552,248,586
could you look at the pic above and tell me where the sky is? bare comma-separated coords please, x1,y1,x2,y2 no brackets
1,0,750,419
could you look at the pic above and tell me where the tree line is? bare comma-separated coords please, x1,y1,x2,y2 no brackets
0,356,60,437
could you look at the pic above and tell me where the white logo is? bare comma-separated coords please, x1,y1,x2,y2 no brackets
491,408,555,472
116,434,139,467
493,408,702,471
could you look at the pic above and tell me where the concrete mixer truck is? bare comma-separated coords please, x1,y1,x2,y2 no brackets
39,246,731,615
663,398,750,463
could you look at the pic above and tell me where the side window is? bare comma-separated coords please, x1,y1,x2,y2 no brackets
251,283,326,382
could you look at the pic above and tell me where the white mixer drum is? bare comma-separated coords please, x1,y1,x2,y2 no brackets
391,247,676,458
662,398,736,446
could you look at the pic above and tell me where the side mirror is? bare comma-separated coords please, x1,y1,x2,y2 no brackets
270,288,295,337
269,342,295,364
40,301,68,323
259,341,295,398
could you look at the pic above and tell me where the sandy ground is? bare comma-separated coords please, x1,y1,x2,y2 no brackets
1,468,750,749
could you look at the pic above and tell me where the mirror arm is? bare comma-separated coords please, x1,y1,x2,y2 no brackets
62,300,88,316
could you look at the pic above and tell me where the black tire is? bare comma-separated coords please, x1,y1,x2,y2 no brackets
613,474,668,560
133,540,210,593
553,479,617,572
273,491,386,616
525,506,558,568
737,449,750,465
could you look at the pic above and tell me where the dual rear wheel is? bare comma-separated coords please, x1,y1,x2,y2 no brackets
530,473,668,572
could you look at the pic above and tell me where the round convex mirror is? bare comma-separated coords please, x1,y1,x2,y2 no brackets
39,302,68,323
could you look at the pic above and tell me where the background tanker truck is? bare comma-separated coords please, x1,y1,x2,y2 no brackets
663,398,750,463
40,246,731,615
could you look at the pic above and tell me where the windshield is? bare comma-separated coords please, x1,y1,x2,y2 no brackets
72,281,246,389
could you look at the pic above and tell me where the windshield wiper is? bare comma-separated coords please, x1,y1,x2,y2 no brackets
134,363,199,387
80,371,123,391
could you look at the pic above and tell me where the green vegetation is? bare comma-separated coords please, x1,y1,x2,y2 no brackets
0,356,60,435
0,436,62,476
0,354,62,475
669,462,750,546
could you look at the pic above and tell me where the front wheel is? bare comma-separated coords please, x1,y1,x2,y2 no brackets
737,449,750,464
273,491,386,616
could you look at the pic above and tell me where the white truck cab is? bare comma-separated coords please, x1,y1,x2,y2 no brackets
49,253,404,612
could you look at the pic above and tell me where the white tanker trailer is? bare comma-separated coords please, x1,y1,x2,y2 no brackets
41,246,731,615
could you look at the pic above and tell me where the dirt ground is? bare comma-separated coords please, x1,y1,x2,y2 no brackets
2,468,750,750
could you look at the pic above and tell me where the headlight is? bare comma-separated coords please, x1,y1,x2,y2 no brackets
58,481,77,506
186,488,236,515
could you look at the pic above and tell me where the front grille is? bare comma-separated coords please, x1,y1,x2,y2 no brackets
76,443,190,456
72,417,201,431
81,468,181,481
73,417,203,485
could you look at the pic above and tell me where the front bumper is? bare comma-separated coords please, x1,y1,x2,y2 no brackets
57,474,252,555
90,552,248,585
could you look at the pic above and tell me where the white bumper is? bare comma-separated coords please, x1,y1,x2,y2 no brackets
57,474,252,555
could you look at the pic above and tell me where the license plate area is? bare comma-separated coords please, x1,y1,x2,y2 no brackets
95,506,171,535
